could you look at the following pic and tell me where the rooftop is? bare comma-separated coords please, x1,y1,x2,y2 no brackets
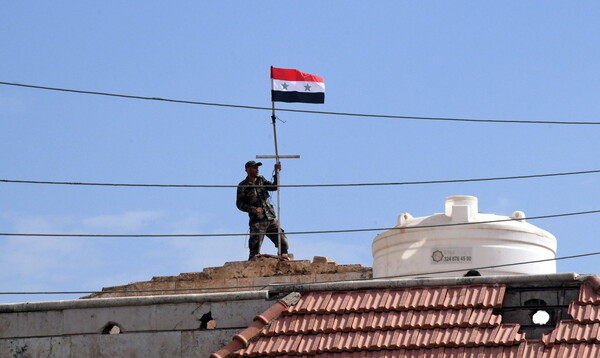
212,273,600,357
85,256,372,298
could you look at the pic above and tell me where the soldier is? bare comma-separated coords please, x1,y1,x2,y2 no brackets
236,160,289,260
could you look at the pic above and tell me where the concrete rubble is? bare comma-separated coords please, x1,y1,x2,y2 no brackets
85,256,372,299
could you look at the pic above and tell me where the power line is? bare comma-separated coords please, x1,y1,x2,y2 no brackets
1,209,598,238
3,81,600,125
1,251,597,295
1,169,599,189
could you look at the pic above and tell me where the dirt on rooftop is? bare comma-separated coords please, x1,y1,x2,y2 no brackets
83,255,372,299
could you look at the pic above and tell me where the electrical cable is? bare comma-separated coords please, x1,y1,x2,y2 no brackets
1,251,597,295
3,81,600,125
0,209,598,238
1,169,599,189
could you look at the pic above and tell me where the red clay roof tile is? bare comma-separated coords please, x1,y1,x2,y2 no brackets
376,291,389,310
378,290,393,310
408,287,425,309
368,330,382,350
436,327,452,346
490,324,508,345
267,335,282,355
296,293,315,313
380,327,394,348
344,292,359,312
389,289,404,309
330,331,344,351
267,308,501,336
362,291,376,311
312,313,326,333
220,280,600,357
324,313,337,333
463,286,480,307
431,287,447,309
371,311,386,330
341,312,355,332
542,321,600,346
568,303,600,323
280,334,298,354
242,326,526,356
483,286,505,307
443,287,462,307
287,285,506,315
236,344,600,358
354,311,367,330
420,287,436,308
295,313,307,333
336,331,350,352
294,334,309,354
316,292,333,313
327,293,344,312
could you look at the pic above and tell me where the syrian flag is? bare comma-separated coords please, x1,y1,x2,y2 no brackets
271,67,325,104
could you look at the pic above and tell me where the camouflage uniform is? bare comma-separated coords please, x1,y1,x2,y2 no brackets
237,175,289,260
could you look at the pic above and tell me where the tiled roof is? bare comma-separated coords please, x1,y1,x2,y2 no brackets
287,286,505,313
568,303,600,323
213,276,600,357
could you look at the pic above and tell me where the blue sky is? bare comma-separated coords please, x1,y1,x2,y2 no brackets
1,2,599,303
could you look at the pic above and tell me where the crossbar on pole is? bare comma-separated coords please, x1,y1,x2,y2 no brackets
256,155,300,159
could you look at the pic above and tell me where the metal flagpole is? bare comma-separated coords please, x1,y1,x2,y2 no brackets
263,65,320,257
270,101,282,256
263,66,300,257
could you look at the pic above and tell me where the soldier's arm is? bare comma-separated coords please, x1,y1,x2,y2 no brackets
236,186,256,213
262,176,278,192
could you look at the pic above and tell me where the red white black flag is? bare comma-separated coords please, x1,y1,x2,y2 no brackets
271,67,325,104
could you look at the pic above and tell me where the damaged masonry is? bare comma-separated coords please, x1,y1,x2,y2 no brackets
1,196,598,357
0,257,599,356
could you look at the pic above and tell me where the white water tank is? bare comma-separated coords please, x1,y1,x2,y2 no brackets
372,195,557,278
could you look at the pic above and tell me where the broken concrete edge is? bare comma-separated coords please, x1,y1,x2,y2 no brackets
0,290,269,313
88,259,368,296
278,291,302,307
211,292,301,358
312,256,336,264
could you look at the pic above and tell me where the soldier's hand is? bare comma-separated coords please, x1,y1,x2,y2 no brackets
274,163,282,171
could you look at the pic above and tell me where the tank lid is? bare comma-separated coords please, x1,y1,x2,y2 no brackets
445,195,478,222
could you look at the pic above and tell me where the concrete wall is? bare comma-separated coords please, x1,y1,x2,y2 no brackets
0,291,273,358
